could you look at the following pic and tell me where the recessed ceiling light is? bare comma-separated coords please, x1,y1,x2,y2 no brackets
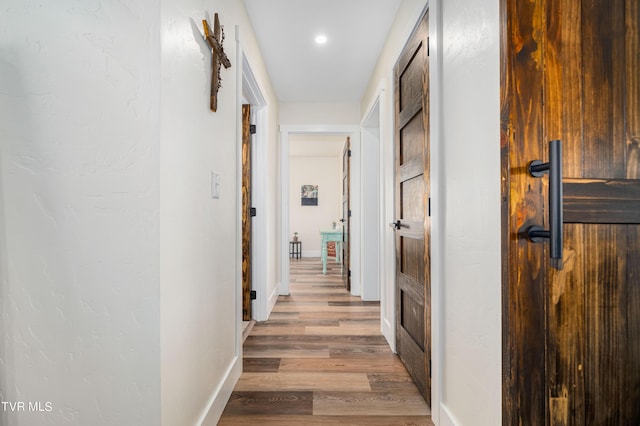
315,34,328,45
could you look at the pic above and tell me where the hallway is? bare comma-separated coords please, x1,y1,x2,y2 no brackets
219,258,433,425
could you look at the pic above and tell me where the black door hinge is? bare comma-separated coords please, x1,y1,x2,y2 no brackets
250,207,257,217
250,124,256,134
348,150,352,157
348,270,351,278
348,210,352,218
428,198,431,217
427,37,430,56
250,290,256,300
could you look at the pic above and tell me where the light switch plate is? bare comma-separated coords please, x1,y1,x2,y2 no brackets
211,172,220,199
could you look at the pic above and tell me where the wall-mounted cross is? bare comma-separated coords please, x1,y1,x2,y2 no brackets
202,13,231,112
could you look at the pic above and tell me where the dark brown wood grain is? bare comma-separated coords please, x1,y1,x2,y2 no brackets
503,0,640,424
242,104,252,320
544,2,587,424
501,0,547,423
627,0,640,179
242,358,281,373
563,179,640,224
394,10,431,405
582,0,626,180
584,225,625,424
222,391,313,416
627,225,640,422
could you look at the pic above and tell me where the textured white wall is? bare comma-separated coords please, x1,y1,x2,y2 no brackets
0,0,279,425
0,1,161,425
438,0,502,423
289,157,342,256
159,0,279,425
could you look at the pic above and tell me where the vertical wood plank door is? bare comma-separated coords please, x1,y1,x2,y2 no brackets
242,104,252,320
502,0,640,424
342,137,351,291
394,11,431,404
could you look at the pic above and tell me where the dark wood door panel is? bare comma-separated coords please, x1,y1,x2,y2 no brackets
395,10,430,405
397,327,427,395
242,104,252,321
502,0,640,424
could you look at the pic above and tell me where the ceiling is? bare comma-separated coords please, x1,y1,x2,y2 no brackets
243,0,403,103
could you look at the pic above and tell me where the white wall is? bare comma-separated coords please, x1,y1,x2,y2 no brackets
360,125,381,301
280,102,360,125
289,157,342,257
438,0,502,423
0,1,161,425
360,0,502,424
159,0,279,425
0,0,279,425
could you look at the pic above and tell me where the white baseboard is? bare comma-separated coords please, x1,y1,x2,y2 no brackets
438,403,460,426
266,282,280,319
198,355,242,425
382,317,395,352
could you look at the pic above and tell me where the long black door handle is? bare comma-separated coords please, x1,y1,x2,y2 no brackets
390,220,401,230
527,140,563,266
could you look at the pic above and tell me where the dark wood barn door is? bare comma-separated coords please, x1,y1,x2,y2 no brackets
242,104,252,320
342,137,351,291
502,0,640,423
393,11,431,403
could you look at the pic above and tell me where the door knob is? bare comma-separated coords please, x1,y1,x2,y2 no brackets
390,220,401,230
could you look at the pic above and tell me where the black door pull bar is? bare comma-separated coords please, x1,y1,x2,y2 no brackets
527,140,563,266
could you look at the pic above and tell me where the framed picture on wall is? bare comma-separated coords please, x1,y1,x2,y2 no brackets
301,185,318,206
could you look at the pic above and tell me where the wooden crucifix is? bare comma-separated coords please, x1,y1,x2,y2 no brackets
202,13,231,112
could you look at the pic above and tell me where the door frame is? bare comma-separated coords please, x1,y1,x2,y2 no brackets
361,81,389,334
385,1,444,423
278,125,360,297
241,53,268,321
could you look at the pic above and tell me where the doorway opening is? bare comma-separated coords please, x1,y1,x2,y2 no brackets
278,102,388,343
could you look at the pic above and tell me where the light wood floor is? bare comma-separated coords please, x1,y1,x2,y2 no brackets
219,258,434,425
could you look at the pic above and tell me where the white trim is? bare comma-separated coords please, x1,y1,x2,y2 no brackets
251,108,267,321
241,52,269,321
278,125,360,296
242,55,267,106
427,1,444,424
279,131,290,295
234,23,243,372
197,355,242,425
350,134,362,297
361,81,390,340
267,282,280,317
439,403,461,426
362,79,386,125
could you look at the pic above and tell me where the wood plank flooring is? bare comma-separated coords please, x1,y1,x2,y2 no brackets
219,258,434,425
